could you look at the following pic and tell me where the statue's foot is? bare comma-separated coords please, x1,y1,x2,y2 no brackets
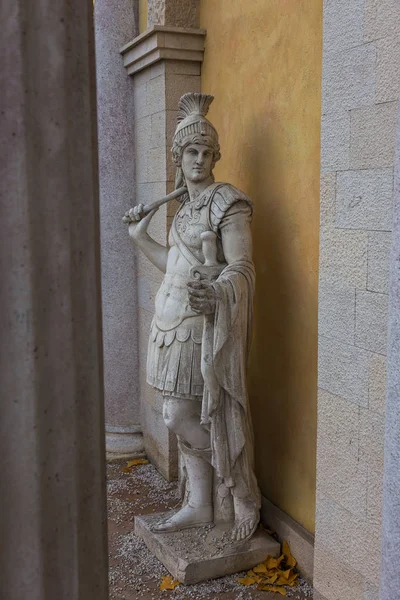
151,504,213,533
232,497,260,542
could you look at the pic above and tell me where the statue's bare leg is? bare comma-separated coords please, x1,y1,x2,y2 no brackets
232,496,260,542
152,398,213,533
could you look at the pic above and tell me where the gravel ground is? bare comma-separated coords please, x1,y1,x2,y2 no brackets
107,461,314,600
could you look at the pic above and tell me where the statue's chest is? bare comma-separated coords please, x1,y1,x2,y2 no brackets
173,201,210,251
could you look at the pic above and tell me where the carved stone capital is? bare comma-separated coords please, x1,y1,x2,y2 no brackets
121,25,206,76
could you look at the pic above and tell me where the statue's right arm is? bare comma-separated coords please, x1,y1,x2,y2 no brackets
127,205,168,273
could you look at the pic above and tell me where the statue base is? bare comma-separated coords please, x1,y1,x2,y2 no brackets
134,512,281,585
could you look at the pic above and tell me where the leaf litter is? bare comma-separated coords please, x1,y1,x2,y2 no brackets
107,461,313,599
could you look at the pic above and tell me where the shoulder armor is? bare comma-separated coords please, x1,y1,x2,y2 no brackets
209,183,253,232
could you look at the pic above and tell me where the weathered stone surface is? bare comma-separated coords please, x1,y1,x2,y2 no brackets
135,514,280,584
321,111,350,170
95,0,143,459
318,282,355,344
313,541,364,600
318,337,369,405
336,169,393,231
323,0,364,55
368,352,387,416
376,36,400,103
0,0,108,596
364,0,400,42
379,102,400,600
355,290,389,355
350,102,398,170
148,0,199,28
319,227,367,288
368,232,392,294
322,44,376,114
320,171,336,226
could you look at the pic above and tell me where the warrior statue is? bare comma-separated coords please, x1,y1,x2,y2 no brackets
124,93,261,542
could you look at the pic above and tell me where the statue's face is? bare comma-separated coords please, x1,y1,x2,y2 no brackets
181,144,213,184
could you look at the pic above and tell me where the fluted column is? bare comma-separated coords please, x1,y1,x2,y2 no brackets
95,0,145,459
0,1,108,598
379,103,400,600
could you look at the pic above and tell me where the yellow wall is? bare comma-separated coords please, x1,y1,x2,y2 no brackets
139,0,148,33
200,0,322,533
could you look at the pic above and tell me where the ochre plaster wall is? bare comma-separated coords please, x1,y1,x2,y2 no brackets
139,0,148,32
200,0,322,533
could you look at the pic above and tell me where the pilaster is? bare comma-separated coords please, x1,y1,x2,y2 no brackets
121,5,205,480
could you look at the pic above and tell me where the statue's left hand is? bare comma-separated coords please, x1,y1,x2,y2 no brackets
187,280,216,315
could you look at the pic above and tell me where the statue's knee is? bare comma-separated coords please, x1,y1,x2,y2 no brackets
163,399,181,433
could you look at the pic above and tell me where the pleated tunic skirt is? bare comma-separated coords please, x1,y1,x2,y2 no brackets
147,317,204,400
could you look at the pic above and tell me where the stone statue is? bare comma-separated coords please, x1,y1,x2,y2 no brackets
124,93,261,543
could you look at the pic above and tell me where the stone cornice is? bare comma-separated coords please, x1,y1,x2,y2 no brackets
120,25,206,76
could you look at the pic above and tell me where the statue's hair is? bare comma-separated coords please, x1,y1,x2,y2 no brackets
177,93,214,123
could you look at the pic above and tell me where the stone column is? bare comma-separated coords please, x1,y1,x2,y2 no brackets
95,0,145,459
379,103,400,600
120,0,204,479
0,1,108,599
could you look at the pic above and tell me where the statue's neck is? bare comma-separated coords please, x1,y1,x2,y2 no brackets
186,177,214,202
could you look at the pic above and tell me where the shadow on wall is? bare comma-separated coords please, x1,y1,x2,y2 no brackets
245,117,317,530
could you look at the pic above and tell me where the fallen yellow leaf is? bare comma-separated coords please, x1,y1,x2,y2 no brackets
282,540,297,568
159,575,180,591
253,563,267,574
237,576,257,586
127,458,149,467
122,468,131,473
257,583,287,595
265,554,285,569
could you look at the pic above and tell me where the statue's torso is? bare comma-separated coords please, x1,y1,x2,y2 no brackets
155,195,214,332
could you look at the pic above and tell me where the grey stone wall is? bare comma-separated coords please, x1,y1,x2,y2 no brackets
315,1,400,599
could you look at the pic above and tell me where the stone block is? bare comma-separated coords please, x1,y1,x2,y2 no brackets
150,111,166,148
320,171,336,226
322,43,376,114
317,430,367,517
364,581,380,600
318,281,355,344
165,59,201,76
366,466,384,527
321,111,350,171
368,231,392,294
336,169,393,231
319,227,367,288
359,409,385,473
355,290,389,354
141,400,178,481
147,146,167,182
323,0,365,55
134,514,280,584
364,0,400,42
318,336,369,405
368,352,387,415
313,541,364,600
133,81,152,119
376,36,400,103
317,389,360,461
315,493,381,582
350,102,398,169
147,74,166,115
165,72,201,110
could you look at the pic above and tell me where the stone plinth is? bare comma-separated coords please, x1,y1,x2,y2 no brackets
135,514,280,584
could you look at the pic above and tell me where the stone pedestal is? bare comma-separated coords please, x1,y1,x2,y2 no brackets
120,13,206,480
0,1,108,598
135,514,280,584
95,0,144,460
